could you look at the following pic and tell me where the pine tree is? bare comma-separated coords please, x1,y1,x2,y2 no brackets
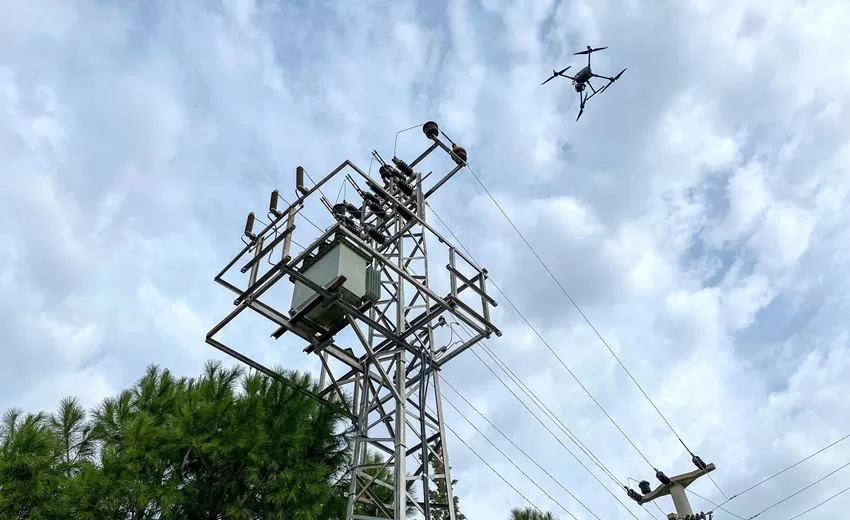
427,446,466,520
1,361,354,519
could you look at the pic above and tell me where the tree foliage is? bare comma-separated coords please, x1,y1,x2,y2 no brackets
427,446,466,520
509,507,557,520
0,359,479,519
0,361,353,519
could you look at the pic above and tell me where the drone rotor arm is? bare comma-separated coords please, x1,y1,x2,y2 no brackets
574,45,607,55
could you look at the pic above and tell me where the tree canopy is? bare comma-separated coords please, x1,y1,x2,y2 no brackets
0,361,353,519
509,507,557,520
0,359,486,519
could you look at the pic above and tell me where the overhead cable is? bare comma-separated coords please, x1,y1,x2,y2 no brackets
463,344,654,520
735,460,850,519
785,484,850,520
426,203,656,469
450,161,730,498
478,343,626,488
439,396,586,520
685,488,746,519
715,433,850,509
440,413,546,517
443,377,618,520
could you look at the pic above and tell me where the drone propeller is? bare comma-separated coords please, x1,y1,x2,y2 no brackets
576,106,584,121
574,45,608,55
541,65,571,85
613,67,627,81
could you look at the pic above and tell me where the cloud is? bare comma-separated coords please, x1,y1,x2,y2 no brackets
3,0,850,519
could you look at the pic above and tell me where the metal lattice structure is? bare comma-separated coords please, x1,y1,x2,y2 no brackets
206,121,501,519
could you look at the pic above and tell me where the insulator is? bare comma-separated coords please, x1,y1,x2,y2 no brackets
451,143,467,165
269,190,280,214
655,469,670,485
332,203,347,218
692,455,707,471
366,226,386,244
343,201,362,220
397,180,414,196
365,226,387,244
392,157,415,179
296,166,307,194
380,164,402,182
625,488,643,504
639,480,651,494
244,212,256,238
362,192,385,214
340,216,360,233
369,184,389,204
422,120,439,139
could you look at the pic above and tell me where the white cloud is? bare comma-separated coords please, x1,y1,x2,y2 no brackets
3,1,850,519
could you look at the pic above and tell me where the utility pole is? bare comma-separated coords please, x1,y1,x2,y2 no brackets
205,121,501,519
627,461,717,520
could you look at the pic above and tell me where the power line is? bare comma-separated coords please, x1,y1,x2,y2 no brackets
685,488,746,520
785,484,850,520
426,202,656,470
440,411,547,517
452,163,729,498
440,394,587,520
465,345,651,520
443,376,613,520
478,343,626,489
446,312,624,490
715,433,850,509
736,460,850,519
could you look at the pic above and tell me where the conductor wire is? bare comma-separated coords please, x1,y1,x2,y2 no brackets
426,201,656,470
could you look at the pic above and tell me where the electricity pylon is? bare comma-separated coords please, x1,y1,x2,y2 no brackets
206,121,501,519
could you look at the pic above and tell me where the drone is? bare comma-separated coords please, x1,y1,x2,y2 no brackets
541,45,627,121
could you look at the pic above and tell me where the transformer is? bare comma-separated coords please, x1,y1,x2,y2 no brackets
290,235,380,330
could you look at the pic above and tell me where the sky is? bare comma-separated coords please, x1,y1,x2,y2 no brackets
2,0,850,519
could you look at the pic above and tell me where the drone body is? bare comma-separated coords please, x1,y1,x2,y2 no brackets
541,45,627,120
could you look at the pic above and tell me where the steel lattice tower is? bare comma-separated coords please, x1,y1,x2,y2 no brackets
206,121,500,519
